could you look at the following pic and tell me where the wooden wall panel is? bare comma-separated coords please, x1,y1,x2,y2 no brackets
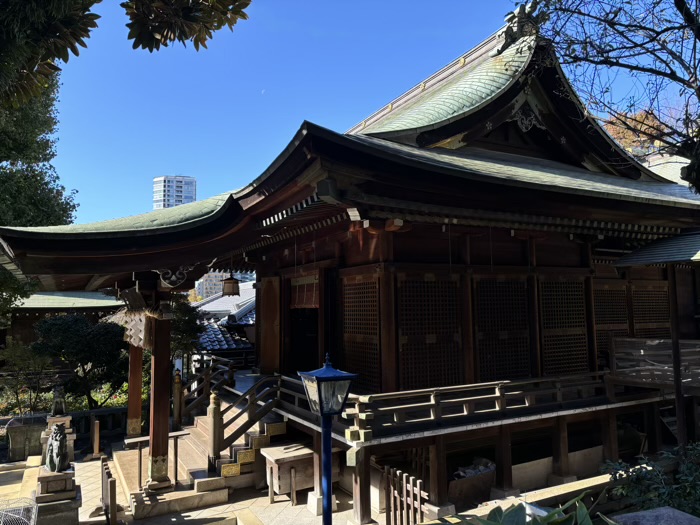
593,280,630,370
341,273,381,393
474,276,530,381
539,278,589,376
397,273,464,390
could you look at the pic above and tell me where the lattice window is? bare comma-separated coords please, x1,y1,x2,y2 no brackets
397,275,463,390
540,279,589,376
474,277,530,381
341,276,380,393
631,282,670,339
594,287,628,326
593,282,630,370
632,285,670,324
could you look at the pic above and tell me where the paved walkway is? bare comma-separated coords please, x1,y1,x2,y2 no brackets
75,458,131,524
75,455,377,525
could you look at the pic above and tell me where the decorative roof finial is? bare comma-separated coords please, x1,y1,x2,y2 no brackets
490,0,549,57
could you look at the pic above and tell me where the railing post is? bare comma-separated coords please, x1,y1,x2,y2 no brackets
430,392,441,421
228,362,236,388
247,390,257,422
173,369,182,429
203,368,212,409
207,392,222,472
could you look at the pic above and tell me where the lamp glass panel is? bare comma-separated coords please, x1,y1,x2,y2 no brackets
320,380,351,415
301,376,321,415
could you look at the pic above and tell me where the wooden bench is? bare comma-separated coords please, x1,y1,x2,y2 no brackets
260,442,340,505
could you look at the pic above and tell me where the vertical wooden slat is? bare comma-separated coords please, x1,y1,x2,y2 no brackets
402,472,409,525
385,466,391,525
409,476,416,524
417,479,424,524
396,469,403,525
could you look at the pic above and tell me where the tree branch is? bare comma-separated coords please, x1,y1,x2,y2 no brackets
674,0,700,43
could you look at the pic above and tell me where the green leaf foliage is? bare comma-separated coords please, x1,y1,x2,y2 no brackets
602,443,700,517
170,293,204,360
32,314,129,410
121,0,251,52
471,492,616,525
1,0,251,105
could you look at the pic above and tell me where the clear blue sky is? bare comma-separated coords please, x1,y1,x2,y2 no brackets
54,1,513,224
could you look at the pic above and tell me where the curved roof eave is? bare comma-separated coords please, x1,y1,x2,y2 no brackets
548,60,669,183
0,191,239,240
304,122,700,211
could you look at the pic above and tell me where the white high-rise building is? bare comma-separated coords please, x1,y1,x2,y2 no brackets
153,176,197,209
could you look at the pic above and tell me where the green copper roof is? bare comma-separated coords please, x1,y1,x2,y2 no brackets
355,35,536,136
0,192,233,236
15,291,123,309
344,133,700,209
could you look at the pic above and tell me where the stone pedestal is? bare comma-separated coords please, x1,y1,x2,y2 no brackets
40,416,76,464
36,470,76,503
306,491,337,516
35,469,82,525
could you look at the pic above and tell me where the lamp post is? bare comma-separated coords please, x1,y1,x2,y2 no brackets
299,355,357,525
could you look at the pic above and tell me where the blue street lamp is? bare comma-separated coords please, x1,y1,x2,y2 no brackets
299,355,357,525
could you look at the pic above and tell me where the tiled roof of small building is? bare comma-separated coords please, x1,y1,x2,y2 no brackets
15,291,123,309
198,318,253,352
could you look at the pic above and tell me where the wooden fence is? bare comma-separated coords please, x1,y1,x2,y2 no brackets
384,466,427,525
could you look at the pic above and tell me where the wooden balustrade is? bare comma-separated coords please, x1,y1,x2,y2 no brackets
343,372,608,442
178,354,237,421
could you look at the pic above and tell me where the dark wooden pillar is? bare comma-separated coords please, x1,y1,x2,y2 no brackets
686,397,698,443
601,410,618,461
584,242,598,372
494,426,513,490
552,417,569,477
644,403,662,453
127,344,143,437
668,264,688,446
352,446,372,525
379,264,398,392
147,316,172,488
527,238,541,377
429,436,448,506
259,276,281,374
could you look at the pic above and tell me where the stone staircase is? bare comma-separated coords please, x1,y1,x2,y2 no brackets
175,381,287,489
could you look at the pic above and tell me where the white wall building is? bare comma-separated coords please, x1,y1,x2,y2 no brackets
194,270,226,300
153,176,197,209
